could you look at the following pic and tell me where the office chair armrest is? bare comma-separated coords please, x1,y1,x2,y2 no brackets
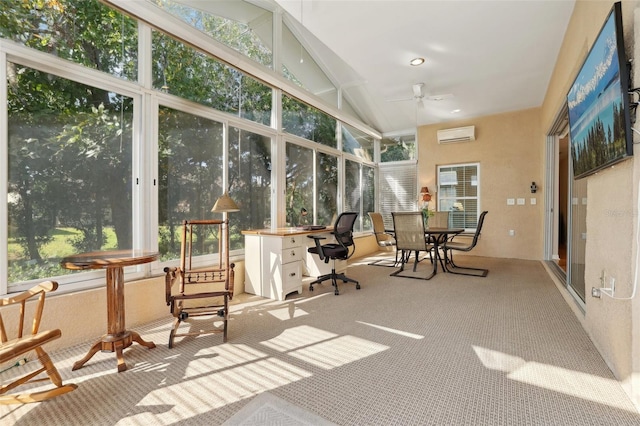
307,234,327,260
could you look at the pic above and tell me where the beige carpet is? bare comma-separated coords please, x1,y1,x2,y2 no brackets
2,255,640,425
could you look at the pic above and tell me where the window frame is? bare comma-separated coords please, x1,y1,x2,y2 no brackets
1,0,382,296
2,42,147,295
436,162,481,232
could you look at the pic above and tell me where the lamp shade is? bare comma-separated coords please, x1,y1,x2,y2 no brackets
211,192,240,213
420,186,432,202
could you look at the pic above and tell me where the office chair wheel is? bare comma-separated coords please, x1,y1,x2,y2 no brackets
334,289,339,295
309,284,314,291
356,283,361,290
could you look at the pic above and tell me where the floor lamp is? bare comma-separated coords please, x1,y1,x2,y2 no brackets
211,191,240,277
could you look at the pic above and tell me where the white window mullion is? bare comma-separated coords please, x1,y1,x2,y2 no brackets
0,49,7,294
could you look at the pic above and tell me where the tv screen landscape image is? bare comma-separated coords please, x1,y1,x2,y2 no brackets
567,2,633,179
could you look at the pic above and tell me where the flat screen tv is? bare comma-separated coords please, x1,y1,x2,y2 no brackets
567,2,633,179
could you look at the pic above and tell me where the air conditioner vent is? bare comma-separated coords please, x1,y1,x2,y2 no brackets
437,126,475,144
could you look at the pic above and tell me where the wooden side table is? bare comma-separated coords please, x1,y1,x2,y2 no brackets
61,250,158,372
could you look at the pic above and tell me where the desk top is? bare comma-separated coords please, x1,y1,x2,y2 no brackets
242,227,332,237
61,249,159,270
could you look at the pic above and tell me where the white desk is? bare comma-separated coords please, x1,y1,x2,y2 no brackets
242,228,346,300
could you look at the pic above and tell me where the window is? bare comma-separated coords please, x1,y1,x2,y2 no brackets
157,106,224,261
282,21,337,106
282,94,337,148
286,143,314,226
1,0,377,295
378,162,418,229
151,0,273,69
1,0,138,80
342,123,373,161
437,163,480,230
285,143,338,227
152,30,272,126
316,152,339,225
344,160,375,232
228,127,272,246
380,134,416,162
7,64,134,289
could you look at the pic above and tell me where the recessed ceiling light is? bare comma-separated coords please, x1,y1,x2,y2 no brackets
410,57,425,66
451,109,461,114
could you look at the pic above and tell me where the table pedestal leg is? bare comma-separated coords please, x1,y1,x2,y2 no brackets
72,266,155,373
72,340,101,371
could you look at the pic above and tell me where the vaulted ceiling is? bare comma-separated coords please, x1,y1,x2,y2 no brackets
275,0,576,134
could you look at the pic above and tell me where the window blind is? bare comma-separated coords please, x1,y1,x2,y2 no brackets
378,162,418,229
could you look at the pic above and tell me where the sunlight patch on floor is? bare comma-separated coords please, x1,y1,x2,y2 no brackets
356,321,424,339
473,345,635,412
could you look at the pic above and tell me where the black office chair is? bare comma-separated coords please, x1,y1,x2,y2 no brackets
307,212,360,295
443,211,489,277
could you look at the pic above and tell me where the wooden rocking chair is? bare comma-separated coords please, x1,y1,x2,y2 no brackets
163,220,235,348
0,281,77,404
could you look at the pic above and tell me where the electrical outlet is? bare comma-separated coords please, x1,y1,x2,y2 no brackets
591,287,601,298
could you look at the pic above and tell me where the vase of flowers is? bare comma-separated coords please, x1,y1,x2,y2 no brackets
422,208,434,228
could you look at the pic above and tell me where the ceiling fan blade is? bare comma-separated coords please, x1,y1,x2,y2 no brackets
426,93,453,102
386,96,414,103
412,83,425,98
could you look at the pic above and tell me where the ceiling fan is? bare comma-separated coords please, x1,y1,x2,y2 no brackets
386,83,454,127
387,83,453,106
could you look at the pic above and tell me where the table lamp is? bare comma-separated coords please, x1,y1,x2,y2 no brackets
420,186,432,202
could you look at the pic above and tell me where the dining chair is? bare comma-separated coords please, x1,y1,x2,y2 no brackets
429,211,450,228
443,211,489,277
367,212,399,267
390,211,436,279
0,281,77,404
307,212,360,295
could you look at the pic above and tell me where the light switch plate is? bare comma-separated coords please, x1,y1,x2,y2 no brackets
517,198,525,205
530,198,537,205
507,198,515,205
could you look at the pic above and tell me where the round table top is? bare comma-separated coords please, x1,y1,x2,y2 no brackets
61,249,159,270
424,227,464,235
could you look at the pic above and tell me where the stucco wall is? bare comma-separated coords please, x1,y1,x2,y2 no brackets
418,108,544,261
539,0,640,408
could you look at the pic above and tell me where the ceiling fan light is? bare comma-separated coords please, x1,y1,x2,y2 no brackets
410,57,425,66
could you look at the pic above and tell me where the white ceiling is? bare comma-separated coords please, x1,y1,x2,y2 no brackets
275,0,576,135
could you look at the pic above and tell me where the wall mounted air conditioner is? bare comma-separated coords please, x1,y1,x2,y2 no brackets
437,126,475,144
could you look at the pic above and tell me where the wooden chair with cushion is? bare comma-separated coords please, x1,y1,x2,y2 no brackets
164,219,235,348
0,281,77,404
443,211,489,277
368,212,399,267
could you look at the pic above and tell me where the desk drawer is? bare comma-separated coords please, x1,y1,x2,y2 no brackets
282,235,301,249
281,261,302,297
282,246,303,264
